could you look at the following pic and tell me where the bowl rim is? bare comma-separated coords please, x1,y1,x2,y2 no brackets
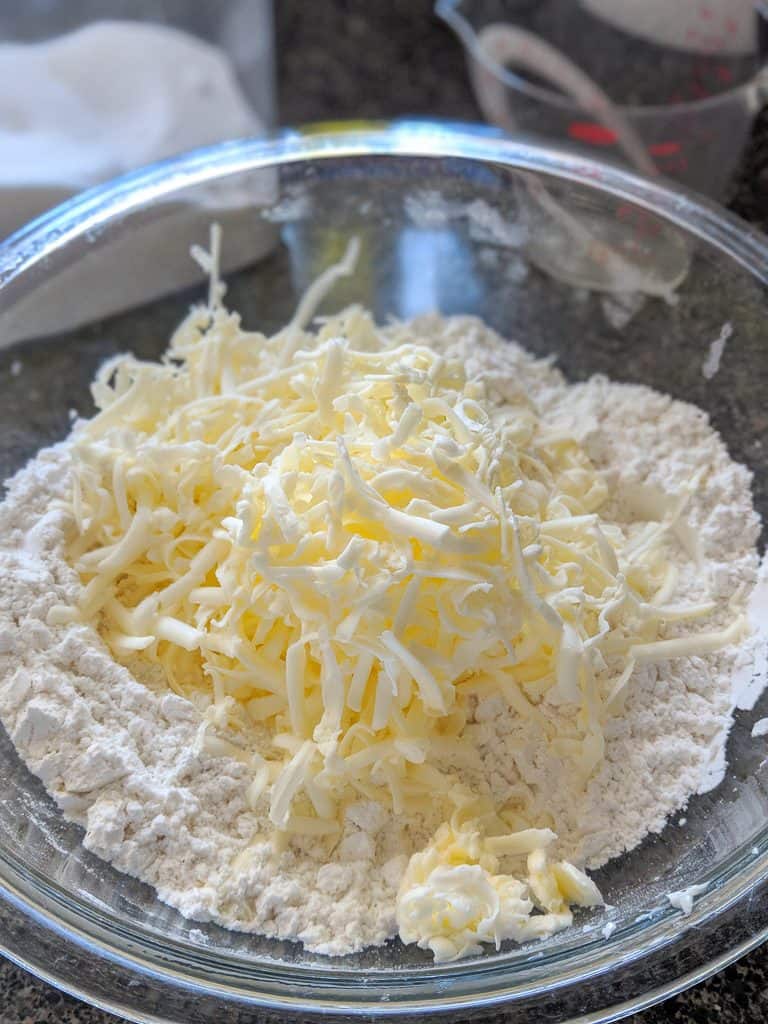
3,119,768,291
1,119,767,1019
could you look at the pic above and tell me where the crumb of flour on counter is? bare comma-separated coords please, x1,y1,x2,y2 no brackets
667,883,709,916
702,321,733,380
0,235,761,961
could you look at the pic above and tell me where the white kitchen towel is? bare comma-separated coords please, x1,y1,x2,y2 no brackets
0,20,277,341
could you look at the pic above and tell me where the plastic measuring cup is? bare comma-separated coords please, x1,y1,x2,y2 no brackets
437,0,768,197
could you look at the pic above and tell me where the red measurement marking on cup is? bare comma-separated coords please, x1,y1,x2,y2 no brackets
568,123,684,165
648,141,682,157
568,122,617,146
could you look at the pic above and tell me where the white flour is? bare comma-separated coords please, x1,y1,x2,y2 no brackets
0,315,760,953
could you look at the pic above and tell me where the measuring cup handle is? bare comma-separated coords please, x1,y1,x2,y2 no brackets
466,30,520,135
468,23,658,179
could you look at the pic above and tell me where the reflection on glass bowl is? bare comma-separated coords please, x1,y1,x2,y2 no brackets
0,122,766,1021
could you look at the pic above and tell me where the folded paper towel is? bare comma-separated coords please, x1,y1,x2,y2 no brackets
0,20,278,342
1,20,260,199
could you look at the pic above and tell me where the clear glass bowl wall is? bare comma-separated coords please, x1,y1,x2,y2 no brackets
0,125,766,1021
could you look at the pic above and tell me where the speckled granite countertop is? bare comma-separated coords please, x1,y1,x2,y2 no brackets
2,2,768,1021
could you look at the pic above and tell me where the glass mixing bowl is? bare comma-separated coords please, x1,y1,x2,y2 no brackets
0,122,767,1022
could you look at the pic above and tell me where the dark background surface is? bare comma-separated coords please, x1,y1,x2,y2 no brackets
2,1,768,1021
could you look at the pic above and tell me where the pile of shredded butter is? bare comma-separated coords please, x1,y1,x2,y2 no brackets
43,235,752,960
